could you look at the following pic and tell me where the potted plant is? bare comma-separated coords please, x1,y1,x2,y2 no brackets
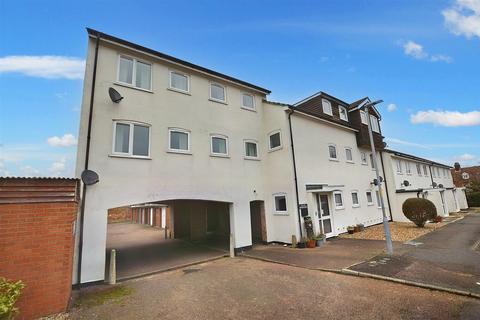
315,233,326,247
354,225,360,233
434,216,443,223
307,237,316,248
297,236,307,248
357,223,365,232
347,226,355,234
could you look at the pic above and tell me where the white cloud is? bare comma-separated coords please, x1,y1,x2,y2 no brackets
0,55,85,79
387,103,397,112
20,165,41,177
385,138,431,149
47,134,77,147
49,157,67,176
442,0,480,39
0,160,11,177
402,41,452,63
410,110,480,127
452,153,480,166
455,153,476,161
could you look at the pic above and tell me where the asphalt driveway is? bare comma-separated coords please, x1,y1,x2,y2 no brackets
70,257,480,320
349,210,480,294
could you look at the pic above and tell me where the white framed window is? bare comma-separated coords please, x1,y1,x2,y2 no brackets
396,159,402,174
333,192,344,209
268,130,282,151
406,162,412,175
117,55,152,91
339,105,348,121
241,93,255,110
360,110,368,125
210,83,226,103
112,121,150,158
328,144,338,161
322,98,333,115
169,71,189,92
375,191,382,208
244,140,259,159
351,191,360,207
416,163,422,176
366,191,374,205
210,134,228,157
370,115,380,133
273,193,287,214
361,152,368,165
443,168,447,178
345,148,353,163
437,167,441,177
432,167,436,178
168,128,190,153
423,165,428,176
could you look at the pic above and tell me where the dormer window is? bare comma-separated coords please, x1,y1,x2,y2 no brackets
339,105,348,121
360,110,368,125
370,115,380,133
322,99,333,116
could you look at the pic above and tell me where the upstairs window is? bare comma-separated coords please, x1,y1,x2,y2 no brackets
169,128,190,153
268,131,282,151
360,110,368,125
169,71,189,92
345,148,353,162
437,167,441,177
396,159,402,173
211,135,228,156
423,165,428,176
210,83,226,103
370,115,380,133
322,99,333,116
328,145,338,160
244,140,258,159
118,55,152,90
416,163,422,176
113,121,150,157
406,162,412,175
242,93,255,110
339,105,348,121
361,152,368,165
351,191,360,207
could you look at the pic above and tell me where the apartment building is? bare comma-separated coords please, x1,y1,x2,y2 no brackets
381,150,468,222
74,28,464,284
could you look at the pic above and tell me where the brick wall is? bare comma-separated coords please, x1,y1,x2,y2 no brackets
0,178,79,320
107,206,132,223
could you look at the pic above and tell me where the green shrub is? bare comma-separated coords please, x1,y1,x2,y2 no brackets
402,198,437,227
466,191,480,207
0,278,24,320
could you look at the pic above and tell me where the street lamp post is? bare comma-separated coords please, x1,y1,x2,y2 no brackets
364,100,393,255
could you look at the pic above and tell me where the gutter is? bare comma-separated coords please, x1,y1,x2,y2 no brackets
77,33,100,285
379,151,393,221
287,108,303,238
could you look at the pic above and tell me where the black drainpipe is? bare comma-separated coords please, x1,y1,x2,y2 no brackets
77,33,100,285
287,108,303,238
379,151,393,221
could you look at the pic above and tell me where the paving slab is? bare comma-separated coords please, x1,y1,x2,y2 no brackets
349,211,480,295
241,238,403,270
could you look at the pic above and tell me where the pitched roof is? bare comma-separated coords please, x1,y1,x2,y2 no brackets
86,28,271,94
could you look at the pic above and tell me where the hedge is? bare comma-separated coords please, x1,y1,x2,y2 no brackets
466,191,480,207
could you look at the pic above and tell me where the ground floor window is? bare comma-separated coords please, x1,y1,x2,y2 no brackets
366,191,373,205
273,194,287,213
351,191,359,207
333,192,344,209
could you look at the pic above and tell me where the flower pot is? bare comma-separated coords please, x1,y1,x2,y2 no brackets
316,240,323,247
354,225,360,233
357,224,365,231
347,228,354,234
297,242,306,249
307,239,316,248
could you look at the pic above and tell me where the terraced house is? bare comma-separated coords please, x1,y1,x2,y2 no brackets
74,28,466,285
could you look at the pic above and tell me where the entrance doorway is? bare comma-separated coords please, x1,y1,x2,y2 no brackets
250,200,267,244
316,194,334,237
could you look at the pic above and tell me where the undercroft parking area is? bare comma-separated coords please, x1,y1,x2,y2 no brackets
106,200,230,280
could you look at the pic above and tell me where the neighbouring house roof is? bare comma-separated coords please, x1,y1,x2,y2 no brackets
384,149,452,169
86,28,271,95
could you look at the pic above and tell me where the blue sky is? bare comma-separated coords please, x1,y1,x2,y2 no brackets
1,0,479,177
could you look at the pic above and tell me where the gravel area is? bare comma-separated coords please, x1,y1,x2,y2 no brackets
339,221,449,242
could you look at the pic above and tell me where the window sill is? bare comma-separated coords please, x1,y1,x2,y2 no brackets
167,87,191,95
210,154,230,158
367,203,374,206
241,106,257,112
329,158,339,162
209,98,228,105
346,160,355,164
244,156,260,161
114,82,153,93
167,150,192,155
268,146,283,153
273,212,289,216
352,205,360,208
361,163,368,166
109,154,152,160
335,207,345,210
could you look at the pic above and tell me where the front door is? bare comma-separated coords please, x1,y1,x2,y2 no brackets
316,194,334,237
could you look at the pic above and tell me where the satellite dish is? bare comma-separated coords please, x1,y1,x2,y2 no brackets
109,87,123,103
438,184,444,188
403,180,410,187
81,169,99,185
432,182,437,188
